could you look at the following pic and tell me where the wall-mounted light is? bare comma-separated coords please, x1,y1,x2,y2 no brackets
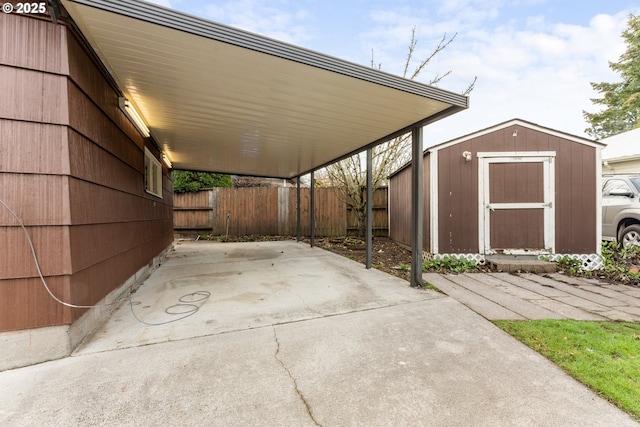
119,97,150,137
513,129,518,137
462,151,472,162
162,153,172,169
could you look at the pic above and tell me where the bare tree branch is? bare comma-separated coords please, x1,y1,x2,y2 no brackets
411,32,457,80
462,76,478,95
324,28,475,237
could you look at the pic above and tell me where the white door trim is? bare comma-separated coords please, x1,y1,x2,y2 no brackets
478,152,556,255
430,150,439,254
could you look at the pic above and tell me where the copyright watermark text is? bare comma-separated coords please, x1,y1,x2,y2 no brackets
3,2,47,14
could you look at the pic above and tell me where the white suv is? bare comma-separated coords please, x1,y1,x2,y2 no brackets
602,175,640,247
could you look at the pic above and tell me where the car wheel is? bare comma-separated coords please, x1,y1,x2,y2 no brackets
620,224,640,247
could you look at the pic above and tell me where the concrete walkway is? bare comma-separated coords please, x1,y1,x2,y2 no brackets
1,242,638,426
423,272,640,321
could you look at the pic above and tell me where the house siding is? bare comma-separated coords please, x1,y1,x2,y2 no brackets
0,12,173,336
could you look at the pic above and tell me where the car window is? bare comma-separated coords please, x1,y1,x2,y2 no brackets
603,179,634,196
630,178,640,192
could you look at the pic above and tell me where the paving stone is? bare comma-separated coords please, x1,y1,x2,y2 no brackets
573,284,640,306
520,274,622,307
487,273,567,298
487,259,557,273
452,274,563,320
613,305,640,319
619,287,640,298
424,272,640,322
423,273,525,320
471,274,555,300
530,299,606,321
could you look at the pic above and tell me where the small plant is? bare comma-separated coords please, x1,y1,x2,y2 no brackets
598,241,640,284
555,255,584,276
423,255,477,273
396,263,411,271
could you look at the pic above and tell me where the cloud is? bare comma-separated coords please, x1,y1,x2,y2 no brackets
200,0,313,44
358,3,634,141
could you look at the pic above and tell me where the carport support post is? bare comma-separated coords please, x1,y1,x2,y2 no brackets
411,125,424,287
296,176,301,242
310,171,315,247
366,148,373,269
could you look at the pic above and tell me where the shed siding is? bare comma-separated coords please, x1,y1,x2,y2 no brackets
388,155,429,248
555,135,597,253
436,125,597,254
389,122,599,255
0,13,173,332
438,140,478,253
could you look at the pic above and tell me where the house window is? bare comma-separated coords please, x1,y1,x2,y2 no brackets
144,147,163,198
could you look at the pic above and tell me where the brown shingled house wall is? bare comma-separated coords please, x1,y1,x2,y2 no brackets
0,11,173,366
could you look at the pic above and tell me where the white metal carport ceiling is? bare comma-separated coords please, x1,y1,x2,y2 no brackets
61,0,468,179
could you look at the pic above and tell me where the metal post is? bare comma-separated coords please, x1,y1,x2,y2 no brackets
366,148,373,269
310,171,315,247
411,125,424,287
296,176,301,242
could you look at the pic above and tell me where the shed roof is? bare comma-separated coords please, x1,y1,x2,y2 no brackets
389,118,603,178
61,0,467,179
601,127,640,162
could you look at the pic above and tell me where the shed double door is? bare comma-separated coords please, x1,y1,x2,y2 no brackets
478,152,556,255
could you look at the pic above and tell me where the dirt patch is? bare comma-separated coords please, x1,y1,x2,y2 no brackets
311,237,413,281
184,233,640,287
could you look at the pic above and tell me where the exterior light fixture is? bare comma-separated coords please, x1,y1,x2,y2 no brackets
462,151,472,162
119,97,150,137
162,153,173,169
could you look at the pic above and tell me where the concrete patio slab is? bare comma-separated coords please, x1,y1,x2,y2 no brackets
1,242,638,426
75,241,440,355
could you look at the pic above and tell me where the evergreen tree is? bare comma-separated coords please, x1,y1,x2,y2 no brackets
173,170,232,193
584,14,640,139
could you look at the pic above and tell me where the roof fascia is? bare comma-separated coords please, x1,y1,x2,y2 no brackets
301,105,466,178
425,118,603,154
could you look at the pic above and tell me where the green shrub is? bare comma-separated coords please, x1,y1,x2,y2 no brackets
173,170,232,193
423,255,477,273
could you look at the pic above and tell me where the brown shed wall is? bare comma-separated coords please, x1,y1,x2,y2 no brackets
0,13,173,332
389,123,599,255
437,125,597,254
388,155,430,249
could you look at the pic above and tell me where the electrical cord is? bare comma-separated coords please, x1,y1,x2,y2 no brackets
1,197,209,325
126,291,211,326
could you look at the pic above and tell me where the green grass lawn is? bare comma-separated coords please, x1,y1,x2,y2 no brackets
494,319,640,420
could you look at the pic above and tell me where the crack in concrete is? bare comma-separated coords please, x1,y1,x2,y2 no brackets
272,327,322,427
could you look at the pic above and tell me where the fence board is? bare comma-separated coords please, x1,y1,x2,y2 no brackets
174,187,387,237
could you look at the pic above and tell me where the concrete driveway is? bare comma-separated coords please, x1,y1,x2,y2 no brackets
1,241,637,426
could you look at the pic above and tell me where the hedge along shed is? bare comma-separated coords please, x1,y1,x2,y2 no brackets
389,119,605,266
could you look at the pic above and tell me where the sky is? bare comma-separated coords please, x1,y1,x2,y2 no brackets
144,0,639,145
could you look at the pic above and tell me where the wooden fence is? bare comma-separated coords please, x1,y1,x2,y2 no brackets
173,187,388,237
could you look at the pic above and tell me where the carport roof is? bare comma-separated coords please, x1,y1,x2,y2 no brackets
61,0,468,179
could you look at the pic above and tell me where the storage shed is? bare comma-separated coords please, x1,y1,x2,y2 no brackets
389,119,605,265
